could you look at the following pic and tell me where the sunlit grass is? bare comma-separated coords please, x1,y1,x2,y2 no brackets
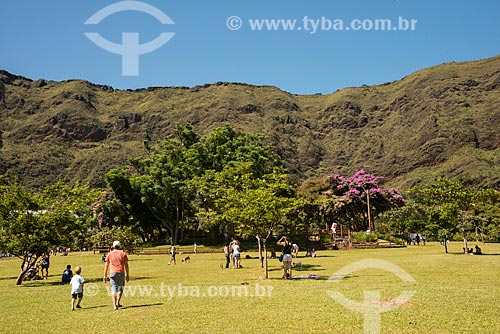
1,242,499,333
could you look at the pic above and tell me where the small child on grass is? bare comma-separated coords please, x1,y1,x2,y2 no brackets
61,264,73,284
70,266,84,311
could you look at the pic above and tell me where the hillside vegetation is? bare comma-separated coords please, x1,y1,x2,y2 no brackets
1,55,499,190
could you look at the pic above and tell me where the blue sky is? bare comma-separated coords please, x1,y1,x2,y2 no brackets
1,0,499,94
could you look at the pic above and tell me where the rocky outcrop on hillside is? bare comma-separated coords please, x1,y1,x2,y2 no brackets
1,56,499,190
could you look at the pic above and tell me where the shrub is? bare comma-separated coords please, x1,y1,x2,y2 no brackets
350,231,378,243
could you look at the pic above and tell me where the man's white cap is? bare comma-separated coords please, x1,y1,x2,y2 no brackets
112,240,120,247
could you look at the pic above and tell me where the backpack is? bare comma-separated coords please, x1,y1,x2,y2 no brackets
61,269,72,283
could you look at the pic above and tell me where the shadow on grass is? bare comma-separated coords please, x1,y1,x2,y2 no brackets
446,252,500,256
21,276,151,287
293,264,325,271
316,274,362,281
86,276,150,283
0,276,19,281
268,275,331,281
74,304,164,310
267,263,326,272
122,302,164,309
128,276,149,281
23,281,66,287
267,263,328,280
78,304,109,310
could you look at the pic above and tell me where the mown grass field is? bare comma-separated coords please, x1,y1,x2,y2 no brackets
0,242,499,334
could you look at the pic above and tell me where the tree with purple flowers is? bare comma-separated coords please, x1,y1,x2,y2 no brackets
325,170,405,232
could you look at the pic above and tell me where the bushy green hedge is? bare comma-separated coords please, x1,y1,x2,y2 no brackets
350,231,379,243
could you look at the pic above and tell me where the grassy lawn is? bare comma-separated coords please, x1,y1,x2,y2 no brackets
0,242,499,334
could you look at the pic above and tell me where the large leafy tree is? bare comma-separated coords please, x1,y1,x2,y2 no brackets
410,178,500,253
100,124,277,245
295,177,337,233
192,163,294,278
472,191,500,242
324,170,405,231
379,201,429,239
88,225,141,253
100,169,159,240
0,179,98,285
130,137,196,245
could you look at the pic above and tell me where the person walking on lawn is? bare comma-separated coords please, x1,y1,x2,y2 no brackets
103,240,130,310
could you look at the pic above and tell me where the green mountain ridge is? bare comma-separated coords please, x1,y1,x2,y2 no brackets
1,55,499,190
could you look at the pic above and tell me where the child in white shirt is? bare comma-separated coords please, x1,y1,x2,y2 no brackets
70,266,84,311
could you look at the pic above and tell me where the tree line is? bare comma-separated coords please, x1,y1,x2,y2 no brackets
1,124,499,283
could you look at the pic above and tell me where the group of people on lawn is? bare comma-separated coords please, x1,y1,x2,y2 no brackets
60,235,308,311
62,240,129,311
223,237,242,268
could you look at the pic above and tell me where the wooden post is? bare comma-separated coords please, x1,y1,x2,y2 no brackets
366,189,373,232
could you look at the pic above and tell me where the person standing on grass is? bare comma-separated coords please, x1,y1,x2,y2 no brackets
277,236,293,279
70,266,84,311
168,244,177,265
229,237,237,267
103,240,129,310
193,242,197,254
224,244,230,268
232,240,241,268
41,253,50,279
292,243,299,258
331,222,338,237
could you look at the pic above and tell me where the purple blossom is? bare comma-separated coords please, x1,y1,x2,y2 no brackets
328,170,405,206
346,188,361,196
346,169,383,189
327,174,348,191
93,191,115,228
324,170,405,230
97,211,104,228
369,188,382,194
387,188,405,206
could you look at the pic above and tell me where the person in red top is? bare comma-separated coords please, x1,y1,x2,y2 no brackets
103,240,130,310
